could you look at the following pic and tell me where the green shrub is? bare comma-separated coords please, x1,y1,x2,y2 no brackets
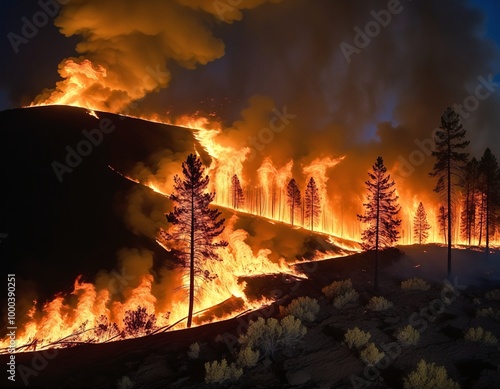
322,279,353,299
485,289,500,301
396,325,420,346
204,359,243,384
239,315,306,358
188,342,200,359
344,327,371,349
401,278,430,291
366,296,393,311
360,343,384,366
280,297,320,322
464,327,498,345
333,289,359,308
403,359,459,389
237,346,260,368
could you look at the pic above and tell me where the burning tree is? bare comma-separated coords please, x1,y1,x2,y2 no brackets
286,178,301,226
304,177,321,231
430,107,469,278
460,158,480,246
438,205,448,244
358,156,401,291
231,174,245,210
413,202,431,245
166,154,228,328
478,148,500,254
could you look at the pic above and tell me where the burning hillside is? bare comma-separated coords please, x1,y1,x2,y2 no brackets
1,0,500,387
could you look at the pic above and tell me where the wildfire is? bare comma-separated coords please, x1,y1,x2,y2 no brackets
20,61,499,356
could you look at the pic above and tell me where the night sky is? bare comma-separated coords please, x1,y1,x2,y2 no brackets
0,0,499,166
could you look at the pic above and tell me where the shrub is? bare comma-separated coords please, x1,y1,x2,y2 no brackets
239,315,306,358
123,306,157,337
116,376,133,389
473,298,481,305
366,296,393,311
322,279,353,299
333,290,359,308
464,327,498,345
485,289,500,301
476,307,500,320
403,359,459,389
360,343,384,366
188,342,200,359
395,325,420,346
280,297,320,322
237,346,260,368
401,278,430,291
344,327,371,349
204,359,243,384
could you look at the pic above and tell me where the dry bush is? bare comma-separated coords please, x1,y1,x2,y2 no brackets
366,296,393,311
403,359,460,389
344,327,371,349
464,327,498,345
204,359,243,384
401,277,430,291
476,307,500,320
116,376,133,389
280,297,320,322
485,289,500,301
322,279,353,299
239,315,306,358
396,325,420,346
237,346,260,368
188,342,200,359
333,289,359,308
122,306,157,337
360,343,384,366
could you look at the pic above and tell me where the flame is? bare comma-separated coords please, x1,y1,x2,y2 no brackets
22,75,499,355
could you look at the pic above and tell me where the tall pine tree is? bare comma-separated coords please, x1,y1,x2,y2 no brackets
478,148,500,254
305,177,321,231
166,154,228,328
231,174,245,210
438,205,448,244
358,156,401,291
286,178,301,226
413,202,431,244
460,158,479,246
429,107,469,278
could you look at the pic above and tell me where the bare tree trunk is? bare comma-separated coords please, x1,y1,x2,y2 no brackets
187,188,195,328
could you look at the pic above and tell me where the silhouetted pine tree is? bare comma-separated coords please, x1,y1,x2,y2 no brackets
438,205,448,244
286,178,301,226
460,158,479,245
429,107,469,278
358,156,401,291
413,202,431,244
305,177,321,231
478,148,500,254
165,154,228,328
231,174,245,209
